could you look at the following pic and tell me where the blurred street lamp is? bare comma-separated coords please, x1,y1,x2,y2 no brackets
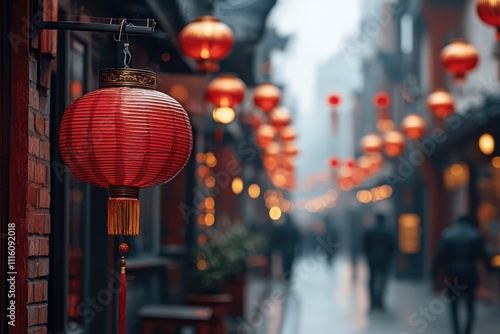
441,39,479,83
479,133,495,155
179,16,234,72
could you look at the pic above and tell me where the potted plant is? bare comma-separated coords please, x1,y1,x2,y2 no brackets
187,224,267,333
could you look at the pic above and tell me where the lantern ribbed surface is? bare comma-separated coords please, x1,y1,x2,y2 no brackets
59,87,192,188
59,69,192,236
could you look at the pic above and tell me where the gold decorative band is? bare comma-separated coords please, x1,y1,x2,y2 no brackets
99,68,156,89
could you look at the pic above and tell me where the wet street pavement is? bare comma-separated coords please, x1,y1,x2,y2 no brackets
243,255,500,334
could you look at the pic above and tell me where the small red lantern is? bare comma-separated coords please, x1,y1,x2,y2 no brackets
441,39,479,82
256,124,277,148
269,107,292,130
373,92,391,108
427,89,455,118
206,74,246,108
280,126,297,142
327,93,342,107
344,158,356,169
179,16,234,72
329,157,340,168
360,134,383,155
264,142,282,157
477,0,500,40
283,142,299,157
253,83,281,113
401,114,427,140
59,68,193,236
383,130,406,158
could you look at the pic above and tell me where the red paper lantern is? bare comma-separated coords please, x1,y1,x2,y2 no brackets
477,0,500,40
179,16,234,72
344,158,356,169
329,157,340,168
283,142,299,157
373,92,391,108
59,69,193,235
256,124,277,148
269,107,292,130
206,74,246,108
441,39,479,82
253,83,281,112
383,130,405,158
280,126,297,142
327,93,342,107
360,134,383,155
427,89,455,118
401,114,427,140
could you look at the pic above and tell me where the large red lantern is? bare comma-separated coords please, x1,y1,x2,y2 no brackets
383,130,405,158
59,69,193,235
179,16,234,72
256,124,277,148
269,106,292,130
360,134,383,155
401,114,427,140
477,0,500,40
253,83,281,112
441,39,479,82
427,89,455,118
206,74,246,124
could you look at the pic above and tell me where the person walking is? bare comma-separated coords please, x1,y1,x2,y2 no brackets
432,214,492,334
362,214,395,312
270,214,301,282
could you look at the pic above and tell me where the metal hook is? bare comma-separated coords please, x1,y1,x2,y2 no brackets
113,19,127,42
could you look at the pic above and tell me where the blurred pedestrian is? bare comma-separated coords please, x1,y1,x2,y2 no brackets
362,214,395,312
432,214,492,334
323,213,340,266
270,214,301,282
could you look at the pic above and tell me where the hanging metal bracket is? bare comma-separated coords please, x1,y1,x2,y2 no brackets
33,19,156,37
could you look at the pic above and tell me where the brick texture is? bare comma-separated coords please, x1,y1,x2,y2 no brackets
27,48,52,332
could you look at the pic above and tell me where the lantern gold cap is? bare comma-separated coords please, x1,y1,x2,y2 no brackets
99,68,156,90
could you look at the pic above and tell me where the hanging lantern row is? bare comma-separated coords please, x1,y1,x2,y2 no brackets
329,154,383,191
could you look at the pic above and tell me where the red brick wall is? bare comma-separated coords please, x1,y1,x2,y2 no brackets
26,53,51,333
8,0,53,332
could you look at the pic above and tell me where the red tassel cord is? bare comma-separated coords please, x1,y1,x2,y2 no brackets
118,242,129,334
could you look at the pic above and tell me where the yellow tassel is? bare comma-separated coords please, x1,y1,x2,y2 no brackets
107,198,140,235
